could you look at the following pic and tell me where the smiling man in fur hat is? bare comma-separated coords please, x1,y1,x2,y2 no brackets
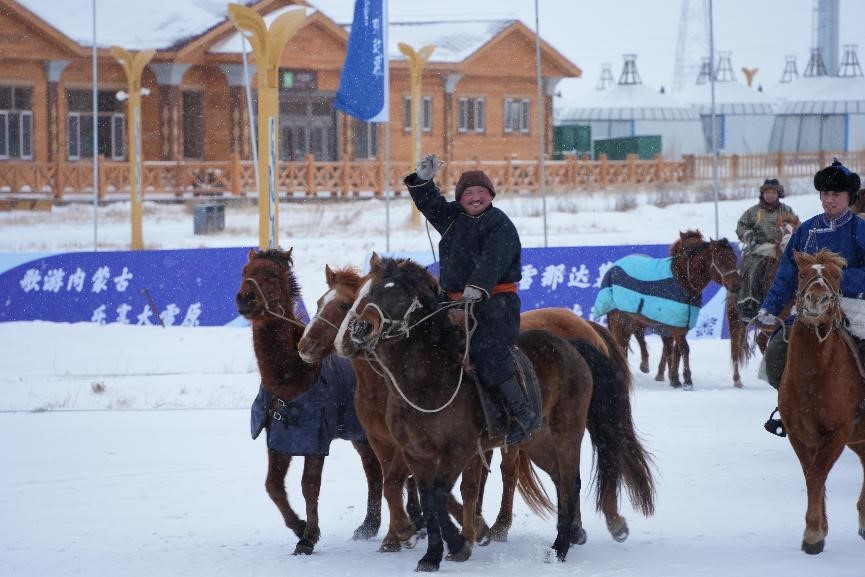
756,159,864,436
403,154,540,445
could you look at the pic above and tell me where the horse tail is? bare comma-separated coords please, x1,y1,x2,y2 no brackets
514,449,555,518
725,291,753,368
570,337,656,518
589,321,633,392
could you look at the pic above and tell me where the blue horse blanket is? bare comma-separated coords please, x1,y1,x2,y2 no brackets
592,254,701,330
250,355,366,456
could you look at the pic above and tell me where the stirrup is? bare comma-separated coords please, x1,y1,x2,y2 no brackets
763,408,786,437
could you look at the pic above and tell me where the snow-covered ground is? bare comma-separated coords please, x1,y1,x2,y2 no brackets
2,184,863,576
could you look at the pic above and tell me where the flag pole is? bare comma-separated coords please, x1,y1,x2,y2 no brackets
385,122,391,252
92,0,98,251
534,0,548,247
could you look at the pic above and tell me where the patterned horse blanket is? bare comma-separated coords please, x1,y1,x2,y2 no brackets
251,355,366,456
592,254,701,330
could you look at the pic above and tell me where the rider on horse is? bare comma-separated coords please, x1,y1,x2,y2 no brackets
757,160,864,436
404,154,542,445
735,178,798,322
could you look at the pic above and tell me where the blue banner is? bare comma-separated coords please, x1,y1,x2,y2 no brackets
0,248,308,327
334,0,389,122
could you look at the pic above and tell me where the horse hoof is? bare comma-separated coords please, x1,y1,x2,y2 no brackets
654,375,665,382
477,533,492,547
353,522,379,541
488,523,510,542
293,539,315,555
801,539,824,555
570,525,587,545
378,538,401,553
733,380,743,388
859,528,865,540
612,523,629,543
445,543,472,562
682,383,693,391
640,363,649,374
415,558,440,572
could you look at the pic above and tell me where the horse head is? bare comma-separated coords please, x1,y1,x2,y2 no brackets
793,250,846,329
235,247,302,322
670,229,705,256
775,213,801,256
298,265,365,364
707,238,742,293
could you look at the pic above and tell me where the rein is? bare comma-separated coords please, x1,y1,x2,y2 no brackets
244,276,307,329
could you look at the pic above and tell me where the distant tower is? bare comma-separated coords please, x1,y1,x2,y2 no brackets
780,55,799,83
804,47,828,77
696,57,712,85
672,0,710,92
596,63,614,90
837,45,863,77
816,0,839,76
714,51,736,82
618,54,642,85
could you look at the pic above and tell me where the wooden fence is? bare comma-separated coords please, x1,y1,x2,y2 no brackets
0,150,863,201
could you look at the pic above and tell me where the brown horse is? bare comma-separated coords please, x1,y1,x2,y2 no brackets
727,212,800,387
340,256,654,571
605,230,740,389
234,248,383,555
779,249,865,553
298,265,645,549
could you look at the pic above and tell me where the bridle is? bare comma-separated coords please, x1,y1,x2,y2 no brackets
795,269,841,343
681,243,738,293
242,275,306,329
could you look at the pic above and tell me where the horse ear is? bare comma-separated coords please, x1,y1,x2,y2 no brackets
247,248,258,262
325,265,336,286
369,252,381,270
793,250,808,268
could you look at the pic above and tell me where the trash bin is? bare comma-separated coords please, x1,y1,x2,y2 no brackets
193,203,225,235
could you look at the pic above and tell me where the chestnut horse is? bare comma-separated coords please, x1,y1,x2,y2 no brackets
339,256,655,571
726,212,800,387
235,248,383,555
298,265,647,550
604,230,740,389
779,249,865,553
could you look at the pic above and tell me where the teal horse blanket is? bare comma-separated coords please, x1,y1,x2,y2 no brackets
592,254,701,330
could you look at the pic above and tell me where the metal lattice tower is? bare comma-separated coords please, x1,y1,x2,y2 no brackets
804,47,828,77
596,63,614,90
696,57,712,85
618,54,642,85
780,55,799,83
714,51,736,82
837,45,863,77
672,0,710,93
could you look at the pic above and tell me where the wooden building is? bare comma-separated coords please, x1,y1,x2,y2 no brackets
0,0,581,168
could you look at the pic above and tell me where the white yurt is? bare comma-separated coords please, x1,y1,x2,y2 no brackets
556,55,705,159
674,53,776,155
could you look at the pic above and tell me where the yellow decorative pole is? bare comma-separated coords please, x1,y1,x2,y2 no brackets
398,43,435,227
228,4,305,250
110,46,155,250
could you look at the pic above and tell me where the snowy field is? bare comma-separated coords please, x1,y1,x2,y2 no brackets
1,184,863,576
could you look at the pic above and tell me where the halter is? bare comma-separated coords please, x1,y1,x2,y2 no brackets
243,276,307,329
795,270,841,343
682,244,737,293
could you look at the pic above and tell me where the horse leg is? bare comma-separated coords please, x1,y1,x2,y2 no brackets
371,442,418,552
489,448,519,542
294,455,325,555
680,336,693,390
846,439,865,539
405,475,425,533
654,336,667,382
473,450,493,544
727,298,744,388
414,477,445,572
667,336,682,388
634,328,650,374
264,450,307,542
351,440,382,541
449,459,485,561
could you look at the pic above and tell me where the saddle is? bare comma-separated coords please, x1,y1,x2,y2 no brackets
473,347,542,441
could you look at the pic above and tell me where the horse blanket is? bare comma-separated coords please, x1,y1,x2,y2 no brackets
592,254,701,330
251,354,366,455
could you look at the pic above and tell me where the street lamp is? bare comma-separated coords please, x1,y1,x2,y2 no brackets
228,4,305,250
111,46,155,250
398,42,435,227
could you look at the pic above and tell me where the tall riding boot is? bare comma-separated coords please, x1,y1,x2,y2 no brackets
497,374,542,445
762,327,788,437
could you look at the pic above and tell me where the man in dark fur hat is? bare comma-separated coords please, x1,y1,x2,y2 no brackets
757,159,865,436
403,154,540,445
734,179,798,321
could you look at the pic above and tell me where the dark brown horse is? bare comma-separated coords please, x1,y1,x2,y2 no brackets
234,248,383,555
726,212,800,387
778,249,865,553
606,230,740,389
340,256,655,571
298,265,645,549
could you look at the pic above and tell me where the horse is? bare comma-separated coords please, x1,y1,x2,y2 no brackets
338,255,655,571
298,264,647,549
234,248,384,555
600,230,740,389
778,249,865,554
726,212,800,387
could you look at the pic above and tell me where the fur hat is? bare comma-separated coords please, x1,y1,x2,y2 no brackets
814,158,861,205
454,170,496,202
759,178,785,199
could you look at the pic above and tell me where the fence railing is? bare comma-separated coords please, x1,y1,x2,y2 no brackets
1,151,863,201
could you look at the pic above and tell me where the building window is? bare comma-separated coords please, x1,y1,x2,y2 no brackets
0,86,34,160
66,89,125,160
402,96,432,132
458,97,485,133
352,119,378,159
504,98,530,133
183,91,204,159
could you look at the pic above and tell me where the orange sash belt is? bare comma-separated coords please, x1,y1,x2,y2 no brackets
448,282,518,301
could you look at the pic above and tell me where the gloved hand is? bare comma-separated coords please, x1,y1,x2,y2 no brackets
416,154,443,181
755,308,779,327
461,286,484,302
741,230,754,247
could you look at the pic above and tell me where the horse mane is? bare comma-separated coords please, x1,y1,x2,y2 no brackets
253,249,302,306
329,266,364,291
799,249,847,279
670,229,706,256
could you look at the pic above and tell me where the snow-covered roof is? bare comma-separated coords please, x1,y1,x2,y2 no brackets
558,84,699,122
772,75,865,114
384,20,512,63
675,81,775,115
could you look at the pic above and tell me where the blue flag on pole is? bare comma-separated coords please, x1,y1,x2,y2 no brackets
335,0,389,122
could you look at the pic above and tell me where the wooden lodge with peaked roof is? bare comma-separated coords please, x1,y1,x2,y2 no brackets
0,0,580,176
